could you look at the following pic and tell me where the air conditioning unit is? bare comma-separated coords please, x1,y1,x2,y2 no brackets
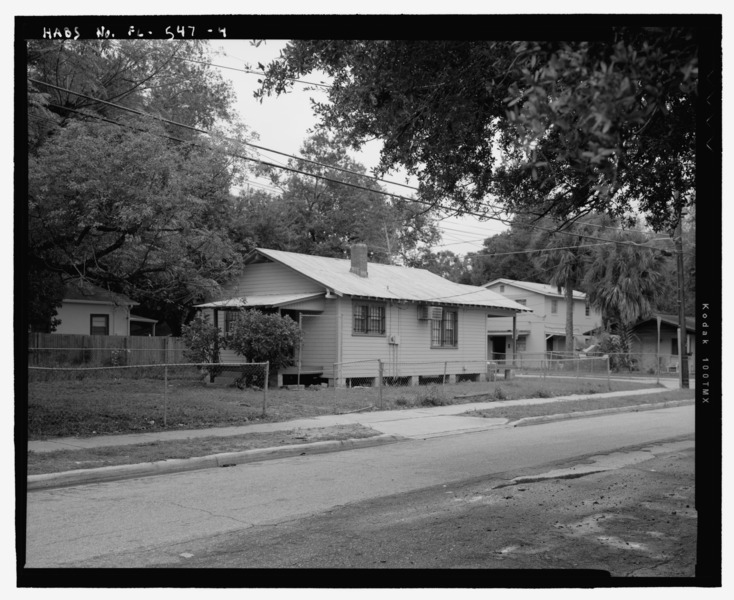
388,334,400,345
418,305,444,320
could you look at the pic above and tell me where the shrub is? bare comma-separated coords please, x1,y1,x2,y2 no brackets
593,330,637,372
227,309,303,372
181,313,226,363
493,385,507,401
417,385,450,406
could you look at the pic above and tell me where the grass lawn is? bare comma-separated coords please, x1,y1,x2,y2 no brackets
27,373,663,440
27,424,379,475
462,389,694,421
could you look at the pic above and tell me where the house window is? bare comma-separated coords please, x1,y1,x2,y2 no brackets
90,314,109,335
431,309,458,348
551,299,558,314
224,310,240,338
585,300,590,316
353,302,385,335
517,299,527,306
516,336,527,352
499,285,505,293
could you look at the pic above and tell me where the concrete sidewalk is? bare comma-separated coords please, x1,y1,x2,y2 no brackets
28,386,679,453
27,385,694,490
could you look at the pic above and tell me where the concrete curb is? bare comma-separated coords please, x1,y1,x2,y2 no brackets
27,433,405,491
509,398,695,428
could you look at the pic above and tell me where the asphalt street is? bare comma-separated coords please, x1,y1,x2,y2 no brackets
23,404,694,569
126,441,697,578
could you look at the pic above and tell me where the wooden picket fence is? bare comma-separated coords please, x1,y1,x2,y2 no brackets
27,333,188,367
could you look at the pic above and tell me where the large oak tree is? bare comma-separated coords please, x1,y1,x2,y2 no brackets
257,31,697,232
26,39,251,333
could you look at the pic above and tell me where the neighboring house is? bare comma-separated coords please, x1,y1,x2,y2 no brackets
53,281,157,336
481,279,602,359
195,245,529,386
629,314,696,373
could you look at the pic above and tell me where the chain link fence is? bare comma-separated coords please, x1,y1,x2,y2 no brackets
331,356,613,410
494,352,693,377
27,362,270,438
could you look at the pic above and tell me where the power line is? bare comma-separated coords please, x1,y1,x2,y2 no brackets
28,77,674,253
182,56,332,89
29,77,419,194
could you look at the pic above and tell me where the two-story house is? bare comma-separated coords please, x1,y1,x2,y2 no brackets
481,279,602,359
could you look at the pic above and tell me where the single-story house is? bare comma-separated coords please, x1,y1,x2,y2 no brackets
481,279,602,359
196,245,530,387
629,314,696,373
53,281,157,336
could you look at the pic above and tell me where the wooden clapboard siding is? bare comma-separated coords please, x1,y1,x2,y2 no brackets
217,262,323,300
338,301,490,378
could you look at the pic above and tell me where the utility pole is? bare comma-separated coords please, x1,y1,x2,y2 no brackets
673,192,690,389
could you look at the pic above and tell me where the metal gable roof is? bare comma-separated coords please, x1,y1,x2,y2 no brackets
63,281,138,306
196,292,324,309
484,278,586,300
632,314,696,333
250,248,530,313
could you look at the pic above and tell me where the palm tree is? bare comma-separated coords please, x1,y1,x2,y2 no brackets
583,228,667,330
531,217,598,356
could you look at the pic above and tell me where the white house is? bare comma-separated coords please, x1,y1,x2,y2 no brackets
196,245,530,387
628,314,696,374
481,279,602,358
53,281,157,336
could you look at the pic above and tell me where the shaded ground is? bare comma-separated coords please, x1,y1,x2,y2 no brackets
78,442,696,579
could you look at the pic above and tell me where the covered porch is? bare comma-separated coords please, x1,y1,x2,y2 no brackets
195,293,328,387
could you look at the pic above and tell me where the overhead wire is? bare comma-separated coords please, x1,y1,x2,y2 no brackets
28,77,676,253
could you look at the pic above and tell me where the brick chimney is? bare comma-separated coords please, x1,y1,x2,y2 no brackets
349,243,369,278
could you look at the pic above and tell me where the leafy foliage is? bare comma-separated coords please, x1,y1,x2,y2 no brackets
465,218,544,285
227,310,303,372
404,249,471,283
258,32,697,231
592,330,637,372
181,314,226,363
582,228,667,327
26,39,252,333
231,132,440,263
27,265,65,333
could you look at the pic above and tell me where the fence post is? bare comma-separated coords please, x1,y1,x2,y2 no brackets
262,362,269,417
378,359,384,409
443,361,448,395
576,357,580,379
163,365,168,428
606,355,611,391
333,362,338,414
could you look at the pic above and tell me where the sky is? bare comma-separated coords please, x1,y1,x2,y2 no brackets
209,39,510,257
